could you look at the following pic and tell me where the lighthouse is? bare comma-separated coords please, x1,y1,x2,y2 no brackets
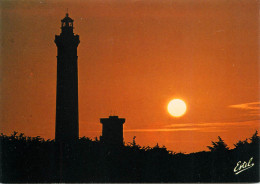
55,13,80,143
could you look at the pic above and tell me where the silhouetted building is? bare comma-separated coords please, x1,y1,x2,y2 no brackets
55,13,80,143
100,116,125,145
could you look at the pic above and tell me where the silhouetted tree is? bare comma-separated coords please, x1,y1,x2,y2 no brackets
234,138,249,148
127,136,141,149
1,132,259,182
154,143,160,148
207,136,229,152
132,136,136,146
249,130,259,145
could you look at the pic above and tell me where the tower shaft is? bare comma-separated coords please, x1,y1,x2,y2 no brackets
55,14,80,143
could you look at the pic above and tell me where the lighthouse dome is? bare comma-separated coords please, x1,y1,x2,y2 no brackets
61,13,74,29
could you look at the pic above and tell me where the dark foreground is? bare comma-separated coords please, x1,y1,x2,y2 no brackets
0,131,259,183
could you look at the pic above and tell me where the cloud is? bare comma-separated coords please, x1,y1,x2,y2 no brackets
165,121,258,128
229,101,260,110
228,101,260,118
124,120,259,133
124,128,199,132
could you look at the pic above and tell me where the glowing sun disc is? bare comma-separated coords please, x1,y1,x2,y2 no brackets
167,99,187,117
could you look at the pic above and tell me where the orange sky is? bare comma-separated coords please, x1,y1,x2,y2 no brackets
1,0,259,153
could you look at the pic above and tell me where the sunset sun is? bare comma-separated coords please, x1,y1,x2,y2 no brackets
167,99,187,117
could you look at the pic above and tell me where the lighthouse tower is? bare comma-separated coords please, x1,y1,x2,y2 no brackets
55,13,80,143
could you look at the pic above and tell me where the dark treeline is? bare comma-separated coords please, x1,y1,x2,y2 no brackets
0,131,259,183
